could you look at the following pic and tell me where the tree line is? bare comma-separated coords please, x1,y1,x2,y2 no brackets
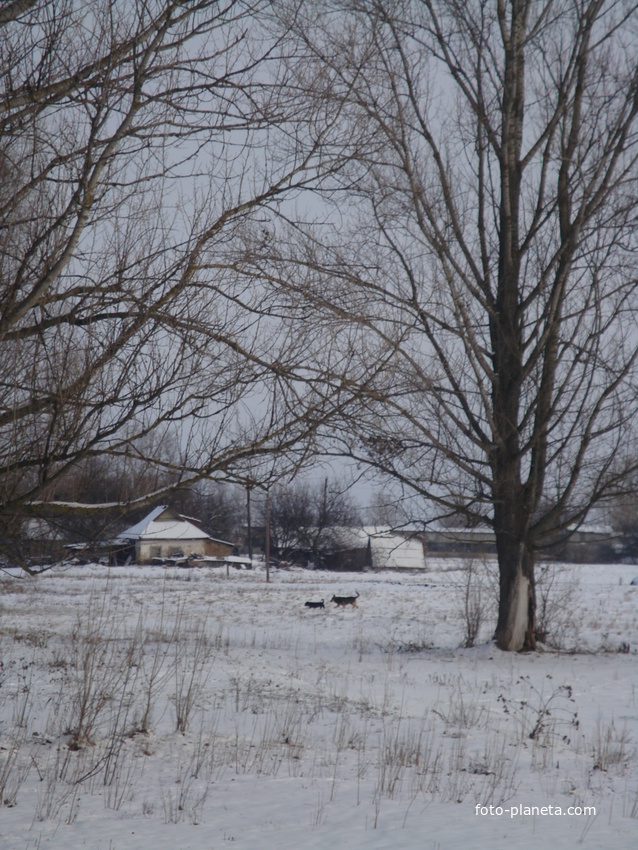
3,0,638,650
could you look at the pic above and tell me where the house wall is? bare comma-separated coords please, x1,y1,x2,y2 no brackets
371,538,427,570
136,538,235,563
137,539,209,563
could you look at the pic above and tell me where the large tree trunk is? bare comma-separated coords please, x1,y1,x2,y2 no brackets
494,533,536,651
489,0,535,653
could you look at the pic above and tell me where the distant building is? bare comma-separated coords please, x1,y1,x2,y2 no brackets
321,527,371,571
322,526,427,571
422,525,497,558
18,517,67,565
422,522,620,563
115,505,235,564
547,524,619,563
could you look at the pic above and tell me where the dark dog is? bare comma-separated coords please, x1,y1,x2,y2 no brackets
331,591,359,608
305,599,325,609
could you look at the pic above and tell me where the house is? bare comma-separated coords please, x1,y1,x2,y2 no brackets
115,505,235,564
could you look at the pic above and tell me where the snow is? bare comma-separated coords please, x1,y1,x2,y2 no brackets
1,559,637,849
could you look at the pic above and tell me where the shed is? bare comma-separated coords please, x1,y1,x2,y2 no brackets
366,528,427,570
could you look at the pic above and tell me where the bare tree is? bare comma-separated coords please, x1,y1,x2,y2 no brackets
169,482,245,542
264,478,361,564
254,0,638,649
0,0,360,568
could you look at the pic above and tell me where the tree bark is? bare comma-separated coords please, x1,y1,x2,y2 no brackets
494,530,536,651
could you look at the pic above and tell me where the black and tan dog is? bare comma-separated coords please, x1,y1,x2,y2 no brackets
330,591,359,608
304,599,325,609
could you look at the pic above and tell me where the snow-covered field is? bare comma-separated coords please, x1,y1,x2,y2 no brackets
1,559,637,849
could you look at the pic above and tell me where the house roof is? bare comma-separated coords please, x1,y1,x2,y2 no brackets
116,506,211,542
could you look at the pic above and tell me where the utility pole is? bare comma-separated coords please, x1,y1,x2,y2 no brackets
246,485,253,564
265,488,271,583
